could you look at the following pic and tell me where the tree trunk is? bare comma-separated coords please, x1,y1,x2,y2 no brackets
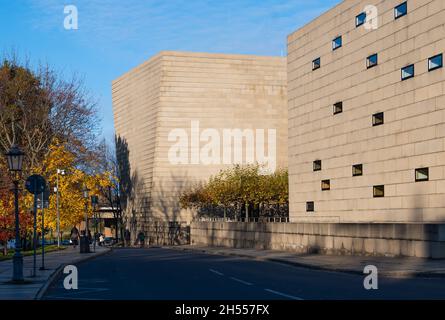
245,202,249,221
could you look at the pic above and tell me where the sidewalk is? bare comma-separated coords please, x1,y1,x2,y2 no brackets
0,245,110,300
170,245,445,278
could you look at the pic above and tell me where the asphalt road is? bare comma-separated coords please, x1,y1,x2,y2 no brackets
43,248,445,300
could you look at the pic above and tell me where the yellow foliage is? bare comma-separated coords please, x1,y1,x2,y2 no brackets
25,141,114,232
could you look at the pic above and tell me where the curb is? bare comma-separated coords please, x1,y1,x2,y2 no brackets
34,248,112,300
169,246,445,279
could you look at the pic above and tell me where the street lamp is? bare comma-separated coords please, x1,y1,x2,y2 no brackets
55,169,65,247
82,185,90,234
5,145,25,283
91,195,98,252
79,185,91,254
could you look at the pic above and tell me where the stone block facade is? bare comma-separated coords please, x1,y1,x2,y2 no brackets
288,0,445,223
113,51,287,236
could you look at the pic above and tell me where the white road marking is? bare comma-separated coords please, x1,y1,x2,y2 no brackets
209,269,224,276
264,289,303,300
230,277,253,286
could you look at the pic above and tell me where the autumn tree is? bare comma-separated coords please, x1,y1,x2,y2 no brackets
0,56,99,173
0,54,113,246
0,162,13,255
32,141,113,234
0,159,34,252
180,164,289,221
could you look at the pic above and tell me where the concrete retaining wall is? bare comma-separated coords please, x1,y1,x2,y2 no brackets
191,222,445,259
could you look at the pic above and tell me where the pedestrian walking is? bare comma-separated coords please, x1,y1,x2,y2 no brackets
70,226,79,249
124,229,131,246
138,231,145,248
87,229,92,244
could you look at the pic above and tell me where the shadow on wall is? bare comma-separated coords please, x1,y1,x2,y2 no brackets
149,171,194,245
400,183,445,262
199,221,273,251
115,135,190,246
115,135,150,246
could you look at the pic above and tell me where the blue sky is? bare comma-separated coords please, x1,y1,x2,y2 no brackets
0,0,340,142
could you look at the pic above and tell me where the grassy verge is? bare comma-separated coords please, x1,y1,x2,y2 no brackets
0,245,67,261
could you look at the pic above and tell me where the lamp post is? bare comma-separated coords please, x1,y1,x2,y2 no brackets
91,195,98,252
79,185,90,254
5,145,25,283
82,186,90,234
55,169,65,248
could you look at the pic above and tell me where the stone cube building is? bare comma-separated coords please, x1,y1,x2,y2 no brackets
113,51,287,237
288,0,445,223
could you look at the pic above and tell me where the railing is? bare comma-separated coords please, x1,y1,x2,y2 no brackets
196,217,290,223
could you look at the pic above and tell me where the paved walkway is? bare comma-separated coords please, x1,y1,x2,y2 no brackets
170,245,445,278
0,246,110,300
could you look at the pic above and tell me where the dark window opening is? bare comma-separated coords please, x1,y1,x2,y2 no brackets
313,160,322,171
306,201,314,212
395,2,407,19
332,36,342,51
333,101,343,115
312,58,321,70
356,12,366,27
372,112,384,126
401,64,415,80
429,54,443,72
321,180,331,191
353,164,363,176
373,185,385,198
415,168,429,182
367,54,378,69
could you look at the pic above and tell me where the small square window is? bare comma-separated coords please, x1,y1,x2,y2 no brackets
372,112,384,126
352,164,363,176
367,54,378,69
429,54,443,72
415,168,429,182
312,58,321,70
321,180,331,191
395,2,407,19
373,185,385,198
313,160,322,171
312,57,321,70
356,12,366,27
333,102,343,115
401,64,415,80
306,201,314,212
332,36,342,51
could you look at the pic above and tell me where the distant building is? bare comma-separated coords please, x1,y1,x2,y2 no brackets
288,0,445,223
113,51,287,235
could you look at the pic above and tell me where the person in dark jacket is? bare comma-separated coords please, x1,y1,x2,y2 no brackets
70,226,79,248
137,231,145,248
87,229,92,244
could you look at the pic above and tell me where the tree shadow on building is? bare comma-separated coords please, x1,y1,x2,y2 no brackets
149,171,195,246
115,135,151,246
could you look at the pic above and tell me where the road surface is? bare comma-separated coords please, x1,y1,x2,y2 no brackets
43,248,445,300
